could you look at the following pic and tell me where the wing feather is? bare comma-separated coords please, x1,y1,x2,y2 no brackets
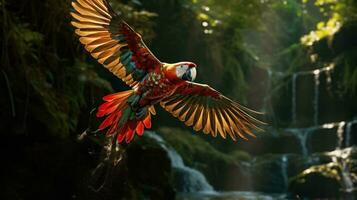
161,81,265,141
202,110,211,134
71,0,162,87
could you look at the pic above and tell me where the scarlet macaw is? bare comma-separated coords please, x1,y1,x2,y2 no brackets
70,0,264,143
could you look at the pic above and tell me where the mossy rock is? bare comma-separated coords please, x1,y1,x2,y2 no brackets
289,162,341,198
250,154,290,193
126,136,175,200
157,127,252,190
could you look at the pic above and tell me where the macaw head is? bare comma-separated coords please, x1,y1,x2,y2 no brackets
163,62,197,83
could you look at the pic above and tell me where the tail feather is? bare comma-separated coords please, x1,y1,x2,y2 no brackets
143,114,152,129
96,101,119,117
125,121,136,143
102,91,133,101
136,122,145,136
98,112,119,130
97,90,153,143
96,91,132,117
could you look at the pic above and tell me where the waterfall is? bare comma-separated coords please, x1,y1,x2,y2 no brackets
345,123,352,147
330,119,357,193
345,120,357,147
145,132,214,193
341,162,355,193
287,122,339,156
291,74,298,125
328,148,356,193
313,70,320,126
333,121,357,192
336,121,346,149
290,65,334,126
325,67,333,91
280,155,289,192
287,128,310,156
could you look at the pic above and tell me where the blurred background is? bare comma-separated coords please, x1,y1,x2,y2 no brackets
1,0,357,199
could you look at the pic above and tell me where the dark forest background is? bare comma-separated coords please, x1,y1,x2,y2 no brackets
1,0,357,199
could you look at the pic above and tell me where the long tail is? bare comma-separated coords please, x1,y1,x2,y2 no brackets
96,90,154,143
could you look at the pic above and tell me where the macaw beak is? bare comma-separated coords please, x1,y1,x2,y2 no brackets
188,63,197,68
182,66,197,81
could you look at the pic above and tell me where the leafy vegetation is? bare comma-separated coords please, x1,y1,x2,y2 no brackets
1,0,357,199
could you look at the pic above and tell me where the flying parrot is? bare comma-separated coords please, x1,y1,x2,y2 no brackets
70,0,264,144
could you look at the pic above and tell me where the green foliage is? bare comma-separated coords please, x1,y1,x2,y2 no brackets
111,1,157,42
185,0,266,100
300,0,357,46
0,0,154,137
1,0,356,138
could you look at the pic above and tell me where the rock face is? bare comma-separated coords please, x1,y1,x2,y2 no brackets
288,147,357,199
126,136,175,200
289,163,341,198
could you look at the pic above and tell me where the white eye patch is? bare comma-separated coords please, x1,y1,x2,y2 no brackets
176,65,189,78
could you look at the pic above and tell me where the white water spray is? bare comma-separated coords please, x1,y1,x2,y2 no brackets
146,132,214,193
328,148,356,193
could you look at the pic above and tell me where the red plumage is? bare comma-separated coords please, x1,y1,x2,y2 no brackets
71,0,264,144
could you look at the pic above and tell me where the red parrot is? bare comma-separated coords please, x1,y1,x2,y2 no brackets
70,0,264,144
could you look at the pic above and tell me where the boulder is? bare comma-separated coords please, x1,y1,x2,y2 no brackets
289,147,357,199
126,136,175,200
289,162,341,198
250,154,290,193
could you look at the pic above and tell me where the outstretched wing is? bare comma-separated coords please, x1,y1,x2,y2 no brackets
70,0,161,88
160,82,265,141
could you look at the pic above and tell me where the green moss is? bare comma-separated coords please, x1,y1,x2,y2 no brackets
230,150,252,162
158,127,251,166
289,162,342,198
293,162,341,183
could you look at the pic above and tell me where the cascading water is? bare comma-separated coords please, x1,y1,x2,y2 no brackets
286,122,343,156
313,70,320,126
345,123,352,147
280,155,289,192
145,132,214,193
328,148,356,193
289,65,334,127
286,128,310,156
345,120,357,147
286,120,356,195
328,120,357,193
337,121,346,149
